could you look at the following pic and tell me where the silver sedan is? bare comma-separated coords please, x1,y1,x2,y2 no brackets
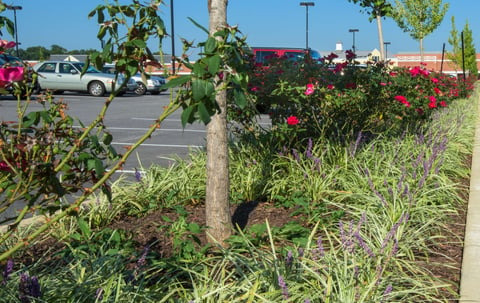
33,61,129,97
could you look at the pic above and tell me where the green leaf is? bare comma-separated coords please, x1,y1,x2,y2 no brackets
207,54,221,75
198,102,211,124
103,133,113,145
181,106,194,127
192,79,207,101
22,112,39,128
204,37,217,54
130,39,147,49
187,17,209,34
187,222,201,234
234,89,247,109
162,75,191,89
77,218,92,239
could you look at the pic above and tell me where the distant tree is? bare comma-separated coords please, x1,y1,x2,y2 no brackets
347,0,394,60
50,44,68,54
392,0,449,61
448,17,478,76
18,46,50,60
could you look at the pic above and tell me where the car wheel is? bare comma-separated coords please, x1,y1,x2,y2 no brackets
88,81,106,97
134,82,147,95
32,82,41,94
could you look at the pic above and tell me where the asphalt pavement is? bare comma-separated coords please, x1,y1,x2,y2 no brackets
0,91,207,175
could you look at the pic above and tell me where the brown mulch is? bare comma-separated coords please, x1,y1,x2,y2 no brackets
16,187,467,301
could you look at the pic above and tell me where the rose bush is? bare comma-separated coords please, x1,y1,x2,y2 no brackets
243,52,473,149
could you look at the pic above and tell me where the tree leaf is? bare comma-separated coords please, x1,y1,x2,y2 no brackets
187,17,209,34
181,106,194,127
198,102,212,124
162,75,191,89
204,37,217,54
208,54,221,75
234,89,247,109
192,79,207,101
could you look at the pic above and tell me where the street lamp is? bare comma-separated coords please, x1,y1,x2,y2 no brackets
384,42,391,61
349,29,359,54
170,0,175,74
6,5,22,57
300,2,315,50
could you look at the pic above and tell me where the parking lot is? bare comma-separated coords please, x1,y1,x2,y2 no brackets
0,91,207,179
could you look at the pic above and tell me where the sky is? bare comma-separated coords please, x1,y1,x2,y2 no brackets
3,0,479,59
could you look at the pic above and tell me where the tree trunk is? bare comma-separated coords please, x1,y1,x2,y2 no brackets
205,0,232,246
376,14,385,61
420,38,424,62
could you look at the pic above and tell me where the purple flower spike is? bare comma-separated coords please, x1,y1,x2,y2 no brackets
278,275,289,300
2,259,13,285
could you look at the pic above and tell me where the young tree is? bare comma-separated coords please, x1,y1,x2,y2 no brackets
447,17,477,76
347,0,393,61
462,21,478,76
205,0,232,246
392,0,449,61
447,16,461,70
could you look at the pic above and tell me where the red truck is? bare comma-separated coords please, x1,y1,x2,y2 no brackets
249,47,321,64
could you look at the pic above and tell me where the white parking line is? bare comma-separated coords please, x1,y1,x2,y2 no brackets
111,142,204,148
106,127,206,133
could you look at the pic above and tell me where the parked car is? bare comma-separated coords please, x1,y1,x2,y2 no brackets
249,47,321,64
32,61,132,97
0,54,34,98
102,64,166,95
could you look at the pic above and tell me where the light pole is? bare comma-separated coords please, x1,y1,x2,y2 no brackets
349,29,359,54
6,5,22,57
170,0,175,74
300,2,314,50
384,41,391,61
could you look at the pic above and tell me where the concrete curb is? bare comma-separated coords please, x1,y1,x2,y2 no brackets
460,88,480,303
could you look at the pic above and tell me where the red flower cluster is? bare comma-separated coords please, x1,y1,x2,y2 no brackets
394,95,411,107
286,116,300,125
304,83,314,95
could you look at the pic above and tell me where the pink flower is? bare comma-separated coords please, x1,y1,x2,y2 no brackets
409,67,420,76
439,101,447,107
0,161,11,172
394,95,407,103
324,52,339,62
434,87,442,95
345,50,356,61
394,95,411,107
286,116,300,125
428,96,436,103
380,82,387,86
250,86,259,92
0,66,24,82
327,84,334,90
420,68,430,76
431,78,439,84
304,83,314,95
0,40,16,53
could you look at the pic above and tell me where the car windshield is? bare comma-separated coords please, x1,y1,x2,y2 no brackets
72,62,100,73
